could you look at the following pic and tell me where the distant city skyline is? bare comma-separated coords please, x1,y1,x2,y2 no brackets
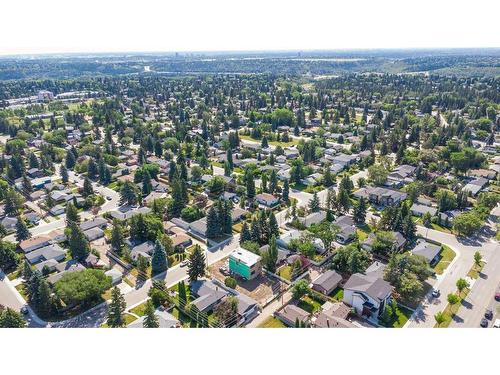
1,0,499,56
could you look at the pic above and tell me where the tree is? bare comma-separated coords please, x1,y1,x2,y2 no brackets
54,269,111,307
0,241,20,270
143,300,159,328
188,245,206,282
106,286,126,327
60,165,69,183
292,279,310,300
15,216,31,242
422,212,432,228
67,222,90,260
268,212,279,239
453,212,483,237
262,235,278,273
309,192,320,212
213,296,238,327
473,251,482,267
331,244,371,274
178,281,187,304
4,189,24,216
434,311,445,327
282,178,289,202
120,181,140,206
323,166,334,187
65,151,76,169
0,307,26,328
206,206,220,239
368,164,389,186
456,278,469,295
151,239,168,275
353,197,367,224
65,202,80,224
87,158,99,180
240,222,252,243
110,220,126,255
141,170,153,196
82,177,94,197
336,187,351,213
447,293,459,305
245,168,256,199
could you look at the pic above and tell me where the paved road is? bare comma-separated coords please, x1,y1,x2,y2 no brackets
450,236,500,328
407,226,498,328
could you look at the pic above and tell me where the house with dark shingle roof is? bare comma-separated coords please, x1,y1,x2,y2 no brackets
312,270,342,295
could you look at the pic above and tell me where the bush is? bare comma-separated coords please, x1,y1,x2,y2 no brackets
224,277,237,289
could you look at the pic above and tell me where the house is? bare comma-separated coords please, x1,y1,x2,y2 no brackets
83,227,105,242
470,169,497,180
354,187,407,206
298,211,327,227
34,259,59,273
171,233,192,250
47,261,86,284
333,215,356,244
255,193,280,207
331,153,357,167
19,236,51,253
229,248,262,280
361,231,406,253
26,244,66,265
301,173,322,186
313,302,356,328
410,203,437,217
230,207,248,223
190,279,229,313
49,205,65,216
411,240,442,265
110,206,151,221
128,309,179,328
79,217,107,232
463,177,488,196
27,168,44,179
312,270,342,295
105,268,123,285
275,304,310,327
1,216,18,232
130,241,155,261
343,271,393,323
24,212,40,226
386,164,416,187
189,218,207,240
277,229,302,249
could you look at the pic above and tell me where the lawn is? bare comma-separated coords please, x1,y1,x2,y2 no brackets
277,265,292,281
329,287,344,301
130,301,149,317
170,307,199,328
380,305,413,328
435,289,469,328
101,313,137,328
433,245,456,275
356,224,372,241
258,316,286,328
15,284,28,300
297,295,323,314
467,261,485,279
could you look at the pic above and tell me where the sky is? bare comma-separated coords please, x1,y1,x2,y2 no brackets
1,0,499,56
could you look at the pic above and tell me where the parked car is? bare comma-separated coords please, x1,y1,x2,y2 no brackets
180,260,188,267
480,318,488,328
20,305,29,315
431,289,440,298
485,309,493,320
495,291,500,301
106,196,112,201
493,319,500,328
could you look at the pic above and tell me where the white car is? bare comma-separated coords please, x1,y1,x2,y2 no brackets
493,319,500,328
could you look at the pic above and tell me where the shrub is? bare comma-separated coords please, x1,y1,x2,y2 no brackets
224,277,237,289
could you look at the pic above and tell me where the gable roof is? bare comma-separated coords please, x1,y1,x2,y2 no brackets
344,273,393,302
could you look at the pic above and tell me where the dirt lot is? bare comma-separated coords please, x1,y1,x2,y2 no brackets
209,258,286,306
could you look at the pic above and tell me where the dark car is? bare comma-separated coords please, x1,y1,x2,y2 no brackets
485,309,493,320
495,291,500,302
480,318,488,328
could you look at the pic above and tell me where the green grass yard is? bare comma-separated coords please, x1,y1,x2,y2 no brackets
258,317,286,328
381,305,413,328
433,245,456,275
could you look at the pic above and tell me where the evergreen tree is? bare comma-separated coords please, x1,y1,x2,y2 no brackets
65,151,76,169
142,170,153,196
178,281,187,304
245,168,256,199
87,158,98,180
309,192,320,212
120,181,139,206
110,219,126,255
268,212,280,239
68,222,90,260
170,177,188,217
60,165,69,183
323,166,334,187
282,178,290,202
353,197,367,224
15,216,31,242
107,286,126,327
143,300,159,328
240,222,252,243
65,202,80,224
22,174,33,193
82,177,94,197
151,239,168,275
337,187,351,213
206,206,220,239
226,148,233,170
269,170,278,194
263,235,278,273
222,200,233,235
188,245,206,282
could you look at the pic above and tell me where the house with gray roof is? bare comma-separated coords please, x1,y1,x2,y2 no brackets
128,309,180,328
411,240,442,265
25,244,66,265
312,270,342,295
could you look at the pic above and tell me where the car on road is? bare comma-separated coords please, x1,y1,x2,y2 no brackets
493,319,500,328
431,289,440,298
106,196,112,201
20,305,29,315
480,318,489,328
485,309,493,320
495,291,500,301
180,260,188,267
